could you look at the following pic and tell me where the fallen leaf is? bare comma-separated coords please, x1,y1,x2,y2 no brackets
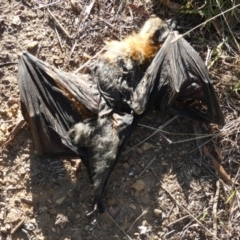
203,145,232,184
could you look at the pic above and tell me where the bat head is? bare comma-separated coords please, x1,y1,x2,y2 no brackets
139,17,175,44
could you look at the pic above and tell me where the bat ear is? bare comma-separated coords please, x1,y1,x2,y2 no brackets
153,28,169,43
166,18,178,31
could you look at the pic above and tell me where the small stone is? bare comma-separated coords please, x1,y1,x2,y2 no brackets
153,209,162,217
82,203,87,209
122,216,128,230
55,196,66,205
37,10,44,18
107,198,116,207
122,163,130,169
6,208,22,223
26,41,38,51
76,213,80,219
128,158,135,166
108,206,119,216
85,225,90,231
35,34,44,41
24,222,35,231
141,142,153,151
49,209,57,215
129,203,136,210
131,179,146,192
12,16,21,26
0,226,7,234
19,167,26,175
136,148,142,154
162,161,168,166
0,210,5,220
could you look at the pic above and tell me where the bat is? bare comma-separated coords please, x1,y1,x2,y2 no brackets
17,17,224,222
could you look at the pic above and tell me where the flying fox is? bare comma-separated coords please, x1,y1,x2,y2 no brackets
17,17,224,221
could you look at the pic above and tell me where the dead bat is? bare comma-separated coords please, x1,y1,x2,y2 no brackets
17,17,224,222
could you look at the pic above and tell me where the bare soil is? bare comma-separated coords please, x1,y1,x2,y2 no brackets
0,1,240,240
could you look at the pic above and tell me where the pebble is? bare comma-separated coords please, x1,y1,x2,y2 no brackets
131,179,146,191
123,216,128,230
19,167,26,175
37,10,44,18
141,142,154,151
107,198,116,207
12,15,21,26
0,226,7,234
85,225,90,231
153,209,162,217
129,203,136,210
55,196,66,205
136,148,142,154
122,163,130,169
6,208,22,223
26,41,38,51
108,206,119,216
128,158,135,166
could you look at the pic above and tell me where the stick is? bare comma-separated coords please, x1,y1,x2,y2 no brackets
123,116,178,154
53,22,63,51
74,47,106,73
11,218,25,234
138,157,157,177
106,210,133,240
70,0,96,55
167,214,190,227
212,180,220,238
1,118,26,151
127,208,149,233
34,0,61,10
47,9,72,39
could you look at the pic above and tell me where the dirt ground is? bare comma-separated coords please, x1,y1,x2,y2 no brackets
1,1,240,240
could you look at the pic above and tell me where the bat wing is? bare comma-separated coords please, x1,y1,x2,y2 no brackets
18,52,138,218
18,52,99,156
131,31,224,125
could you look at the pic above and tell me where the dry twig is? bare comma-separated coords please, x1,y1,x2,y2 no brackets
106,210,132,240
124,115,178,154
127,208,149,233
11,218,25,235
1,118,26,151
47,8,72,39
74,47,106,73
212,180,220,238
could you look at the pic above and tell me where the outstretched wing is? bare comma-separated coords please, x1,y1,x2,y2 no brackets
131,31,224,125
18,52,99,156
17,52,138,218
